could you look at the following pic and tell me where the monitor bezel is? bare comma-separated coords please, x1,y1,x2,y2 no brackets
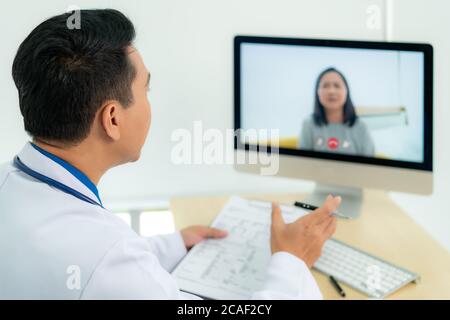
234,35,433,172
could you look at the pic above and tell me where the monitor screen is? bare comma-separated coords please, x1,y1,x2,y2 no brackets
234,36,433,171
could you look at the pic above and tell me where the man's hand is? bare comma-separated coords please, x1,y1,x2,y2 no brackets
180,225,228,250
270,195,341,267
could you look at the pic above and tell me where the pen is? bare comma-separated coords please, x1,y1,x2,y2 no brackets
329,276,346,298
293,201,350,219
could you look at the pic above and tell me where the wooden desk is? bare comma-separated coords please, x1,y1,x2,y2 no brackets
170,190,450,299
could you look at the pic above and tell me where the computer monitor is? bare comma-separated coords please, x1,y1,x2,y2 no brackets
234,35,433,218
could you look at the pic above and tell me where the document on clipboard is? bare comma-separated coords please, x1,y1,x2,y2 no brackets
171,196,308,300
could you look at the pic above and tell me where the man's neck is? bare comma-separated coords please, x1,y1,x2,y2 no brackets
32,138,110,185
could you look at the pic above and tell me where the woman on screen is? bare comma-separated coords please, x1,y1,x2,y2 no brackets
299,67,375,157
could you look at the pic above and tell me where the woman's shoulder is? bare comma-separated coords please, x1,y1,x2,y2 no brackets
352,118,370,132
302,115,315,127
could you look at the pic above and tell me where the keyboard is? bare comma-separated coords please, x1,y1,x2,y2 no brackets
314,238,420,299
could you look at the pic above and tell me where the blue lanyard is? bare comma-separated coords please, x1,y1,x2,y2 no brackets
13,156,103,208
29,142,102,205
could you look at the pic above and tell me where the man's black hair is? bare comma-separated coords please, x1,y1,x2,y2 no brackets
312,67,358,127
12,9,136,143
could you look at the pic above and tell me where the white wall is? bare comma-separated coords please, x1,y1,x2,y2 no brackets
1,0,449,251
388,0,450,253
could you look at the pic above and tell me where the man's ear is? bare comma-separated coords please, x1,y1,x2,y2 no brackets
100,101,121,141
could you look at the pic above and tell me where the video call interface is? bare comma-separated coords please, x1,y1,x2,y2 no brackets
240,42,425,163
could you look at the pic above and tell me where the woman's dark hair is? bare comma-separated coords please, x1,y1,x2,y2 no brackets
312,67,357,127
12,9,136,143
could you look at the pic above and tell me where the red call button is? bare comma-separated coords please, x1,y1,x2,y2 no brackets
327,137,339,150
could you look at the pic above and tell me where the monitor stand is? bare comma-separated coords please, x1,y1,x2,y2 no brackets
306,184,363,219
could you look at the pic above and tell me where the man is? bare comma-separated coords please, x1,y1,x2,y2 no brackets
0,9,340,299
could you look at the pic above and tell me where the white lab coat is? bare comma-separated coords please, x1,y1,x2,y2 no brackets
0,142,322,299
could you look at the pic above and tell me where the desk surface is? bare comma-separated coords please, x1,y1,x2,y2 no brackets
170,190,450,299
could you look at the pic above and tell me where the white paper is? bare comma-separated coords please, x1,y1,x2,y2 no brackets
172,196,308,300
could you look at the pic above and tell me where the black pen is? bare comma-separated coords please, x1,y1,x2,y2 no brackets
294,201,349,219
329,276,346,298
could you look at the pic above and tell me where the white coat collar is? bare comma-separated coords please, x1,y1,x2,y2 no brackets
17,142,101,206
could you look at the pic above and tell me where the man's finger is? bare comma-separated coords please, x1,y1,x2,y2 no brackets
271,202,285,230
314,195,342,223
323,216,337,239
205,227,228,238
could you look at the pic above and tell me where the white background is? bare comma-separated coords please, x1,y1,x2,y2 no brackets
0,0,449,252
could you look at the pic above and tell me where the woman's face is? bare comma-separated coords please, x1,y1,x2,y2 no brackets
317,71,348,113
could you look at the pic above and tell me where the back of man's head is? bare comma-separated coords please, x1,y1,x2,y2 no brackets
12,9,136,144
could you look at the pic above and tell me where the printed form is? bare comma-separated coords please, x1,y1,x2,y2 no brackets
172,196,308,299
